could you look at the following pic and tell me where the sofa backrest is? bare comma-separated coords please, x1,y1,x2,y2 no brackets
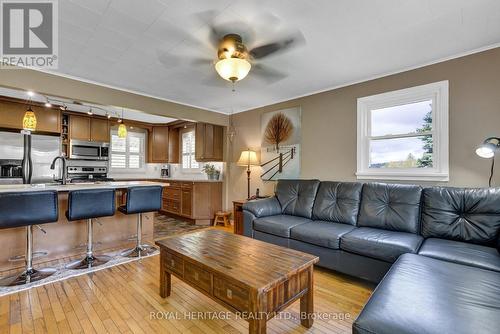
312,181,363,225
421,187,500,247
358,183,422,234
275,179,320,219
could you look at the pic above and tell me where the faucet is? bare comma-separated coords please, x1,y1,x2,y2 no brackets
50,156,67,185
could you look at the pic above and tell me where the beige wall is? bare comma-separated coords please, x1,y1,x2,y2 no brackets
0,67,228,126
228,47,500,205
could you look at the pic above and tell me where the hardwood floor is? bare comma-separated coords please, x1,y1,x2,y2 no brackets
0,229,375,333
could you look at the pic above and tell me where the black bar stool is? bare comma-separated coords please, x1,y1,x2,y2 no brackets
65,189,116,270
119,186,162,257
0,190,58,286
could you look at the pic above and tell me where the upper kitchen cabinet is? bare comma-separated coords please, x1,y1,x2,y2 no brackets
168,127,180,163
148,126,169,163
90,118,110,142
69,115,109,142
69,115,90,141
0,99,61,134
195,122,224,162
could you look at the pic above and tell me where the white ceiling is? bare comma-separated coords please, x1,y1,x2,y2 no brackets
52,0,500,114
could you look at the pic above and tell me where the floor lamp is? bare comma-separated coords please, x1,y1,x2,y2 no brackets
476,137,500,187
237,149,260,199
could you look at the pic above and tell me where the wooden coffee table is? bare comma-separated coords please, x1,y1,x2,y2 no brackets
156,230,319,334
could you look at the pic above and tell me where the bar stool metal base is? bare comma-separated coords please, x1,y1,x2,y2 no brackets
65,255,111,270
121,244,157,258
66,219,111,270
0,268,57,287
0,225,57,287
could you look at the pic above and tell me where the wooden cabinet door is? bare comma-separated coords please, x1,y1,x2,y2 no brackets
195,122,205,161
181,188,192,217
149,126,169,163
33,105,60,133
213,125,223,161
168,127,180,163
90,118,109,142
69,115,91,141
195,123,224,162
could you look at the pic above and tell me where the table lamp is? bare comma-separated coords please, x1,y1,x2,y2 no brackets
237,149,260,199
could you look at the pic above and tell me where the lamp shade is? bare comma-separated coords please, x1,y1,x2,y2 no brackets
22,107,37,131
476,137,500,158
215,58,251,82
237,150,259,166
118,123,127,138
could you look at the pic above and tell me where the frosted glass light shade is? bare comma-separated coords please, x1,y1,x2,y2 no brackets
118,124,127,138
23,108,37,131
215,58,251,82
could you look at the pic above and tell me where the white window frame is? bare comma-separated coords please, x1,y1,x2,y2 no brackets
180,129,201,173
110,129,146,171
356,81,449,182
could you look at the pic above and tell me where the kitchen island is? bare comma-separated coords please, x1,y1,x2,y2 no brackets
0,181,166,274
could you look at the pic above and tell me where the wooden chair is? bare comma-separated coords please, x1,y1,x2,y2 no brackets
214,211,231,227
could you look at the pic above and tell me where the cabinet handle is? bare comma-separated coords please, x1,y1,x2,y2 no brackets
226,289,232,299
170,259,174,267
194,272,199,281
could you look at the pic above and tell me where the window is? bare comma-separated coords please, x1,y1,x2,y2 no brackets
356,81,449,181
110,130,146,170
181,130,199,170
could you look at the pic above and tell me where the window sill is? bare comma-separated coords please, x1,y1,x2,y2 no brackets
356,171,449,182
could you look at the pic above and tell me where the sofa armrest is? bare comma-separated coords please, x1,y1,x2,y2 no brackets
243,197,281,218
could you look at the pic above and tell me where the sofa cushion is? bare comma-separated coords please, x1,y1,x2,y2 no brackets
312,182,363,225
341,227,423,263
253,215,311,238
358,183,422,234
275,179,320,219
418,238,500,273
422,186,500,247
290,221,356,249
353,254,500,334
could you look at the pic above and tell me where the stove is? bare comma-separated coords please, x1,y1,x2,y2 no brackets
67,166,114,183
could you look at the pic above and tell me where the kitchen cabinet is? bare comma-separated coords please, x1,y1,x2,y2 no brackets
148,126,169,163
0,100,61,134
160,180,222,225
69,115,90,141
168,127,180,163
90,118,109,142
195,123,224,162
69,115,109,142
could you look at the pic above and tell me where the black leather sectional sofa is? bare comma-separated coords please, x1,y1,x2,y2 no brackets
242,180,500,334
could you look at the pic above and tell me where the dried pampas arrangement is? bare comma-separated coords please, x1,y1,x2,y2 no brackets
264,112,293,151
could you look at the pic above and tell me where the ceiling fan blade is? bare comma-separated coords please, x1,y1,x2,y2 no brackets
201,71,233,89
190,57,214,67
157,51,182,68
249,30,305,59
252,64,288,84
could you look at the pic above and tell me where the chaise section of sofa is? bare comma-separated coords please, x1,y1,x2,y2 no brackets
353,254,500,334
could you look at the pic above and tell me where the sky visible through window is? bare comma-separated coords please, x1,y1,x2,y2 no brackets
369,100,433,168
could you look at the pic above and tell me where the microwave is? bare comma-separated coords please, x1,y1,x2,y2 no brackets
69,140,109,160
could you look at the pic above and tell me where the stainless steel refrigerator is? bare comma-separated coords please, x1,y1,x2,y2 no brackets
0,131,61,184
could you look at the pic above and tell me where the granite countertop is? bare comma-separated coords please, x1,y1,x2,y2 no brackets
0,181,165,193
112,177,223,183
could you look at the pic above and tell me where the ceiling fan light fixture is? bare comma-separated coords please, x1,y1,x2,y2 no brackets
215,58,251,82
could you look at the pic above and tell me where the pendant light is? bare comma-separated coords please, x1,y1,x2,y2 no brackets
23,105,37,131
118,108,127,138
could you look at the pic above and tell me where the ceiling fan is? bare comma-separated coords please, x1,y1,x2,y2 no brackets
158,11,305,86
